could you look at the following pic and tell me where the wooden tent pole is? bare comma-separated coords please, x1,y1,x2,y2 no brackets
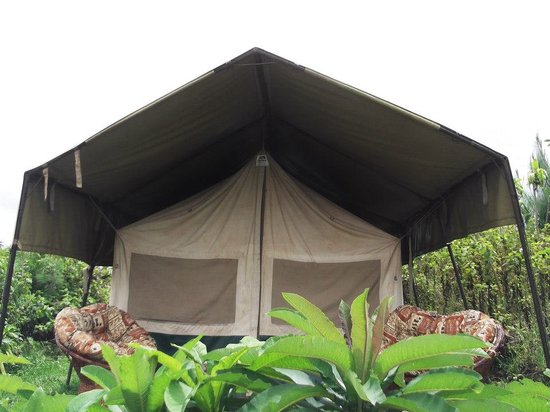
446,243,469,310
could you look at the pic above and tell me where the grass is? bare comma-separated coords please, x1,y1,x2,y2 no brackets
2,339,79,407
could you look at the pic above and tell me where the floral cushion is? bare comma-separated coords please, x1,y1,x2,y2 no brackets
54,303,156,360
382,305,503,363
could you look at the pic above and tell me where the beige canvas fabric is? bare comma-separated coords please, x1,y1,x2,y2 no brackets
260,159,402,335
110,155,402,336
110,162,264,336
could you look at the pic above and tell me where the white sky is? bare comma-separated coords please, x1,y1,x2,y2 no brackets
1,1,549,246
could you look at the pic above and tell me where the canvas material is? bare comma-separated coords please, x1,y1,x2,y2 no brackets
17,50,515,268
110,156,402,337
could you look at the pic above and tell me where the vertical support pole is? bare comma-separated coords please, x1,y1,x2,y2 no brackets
0,245,18,348
66,265,95,386
502,159,550,368
408,234,420,307
446,243,469,310
81,265,95,307
0,174,29,349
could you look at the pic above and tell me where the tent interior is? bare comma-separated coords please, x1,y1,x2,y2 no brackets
5,48,539,347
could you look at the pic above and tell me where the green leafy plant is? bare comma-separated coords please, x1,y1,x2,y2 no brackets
248,289,491,411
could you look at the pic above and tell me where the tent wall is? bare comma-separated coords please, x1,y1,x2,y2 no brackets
110,157,402,336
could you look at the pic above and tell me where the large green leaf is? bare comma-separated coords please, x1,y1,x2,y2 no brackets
117,348,156,412
212,347,249,374
339,300,352,347
447,399,519,412
392,354,476,388
350,288,369,380
0,374,36,394
282,293,345,345
381,392,455,412
375,334,489,379
341,368,385,404
250,352,332,376
171,336,204,363
402,368,483,395
268,308,322,337
204,337,263,363
104,385,125,405
257,335,353,373
0,353,30,365
208,371,273,393
164,381,194,412
237,384,327,412
497,394,550,412
18,389,73,412
81,365,118,389
443,383,511,401
141,347,184,372
146,372,174,412
368,296,391,371
66,389,105,412
100,344,122,380
396,354,474,376
505,378,550,400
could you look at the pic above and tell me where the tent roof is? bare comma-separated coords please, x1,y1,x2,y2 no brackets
16,48,517,265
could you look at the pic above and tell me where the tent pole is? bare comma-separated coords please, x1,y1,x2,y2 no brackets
502,160,550,368
65,265,95,386
408,234,420,307
0,244,18,348
446,243,469,310
0,175,29,349
81,265,95,307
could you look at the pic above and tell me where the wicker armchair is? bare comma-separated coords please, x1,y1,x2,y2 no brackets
54,303,156,393
382,305,505,378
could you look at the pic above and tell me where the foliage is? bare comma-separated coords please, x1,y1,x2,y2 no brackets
0,351,75,411
404,223,550,379
66,290,550,411
0,248,111,353
523,136,550,230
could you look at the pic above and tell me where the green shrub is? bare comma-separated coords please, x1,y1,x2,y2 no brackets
0,248,111,354
66,290,550,411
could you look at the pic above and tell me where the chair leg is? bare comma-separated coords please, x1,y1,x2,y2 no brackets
65,361,73,387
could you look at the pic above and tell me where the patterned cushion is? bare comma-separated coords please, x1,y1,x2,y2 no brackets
382,305,503,364
55,303,156,360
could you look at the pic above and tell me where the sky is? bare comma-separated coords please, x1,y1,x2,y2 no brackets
1,1,549,246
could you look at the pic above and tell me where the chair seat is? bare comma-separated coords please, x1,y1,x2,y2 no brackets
382,305,504,376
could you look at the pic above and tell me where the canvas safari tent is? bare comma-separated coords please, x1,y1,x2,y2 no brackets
1,48,548,364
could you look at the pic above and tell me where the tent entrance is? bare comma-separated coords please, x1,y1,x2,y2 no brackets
110,154,403,337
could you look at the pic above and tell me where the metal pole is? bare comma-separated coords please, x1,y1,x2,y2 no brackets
0,245,18,348
446,243,469,310
502,159,550,368
66,265,95,386
81,265,95,307
408,234,420,307
0,175,29,349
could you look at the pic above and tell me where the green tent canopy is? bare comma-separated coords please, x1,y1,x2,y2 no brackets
16,48,516,265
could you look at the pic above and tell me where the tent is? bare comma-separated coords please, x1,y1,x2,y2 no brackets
1,48,548,363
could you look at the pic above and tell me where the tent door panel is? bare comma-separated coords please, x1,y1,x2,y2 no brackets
128,253,238,324
270,258,381,325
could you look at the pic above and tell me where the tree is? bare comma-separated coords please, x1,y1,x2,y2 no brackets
524,136,549,236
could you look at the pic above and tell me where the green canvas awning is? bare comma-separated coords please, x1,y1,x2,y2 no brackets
15,48,516,265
